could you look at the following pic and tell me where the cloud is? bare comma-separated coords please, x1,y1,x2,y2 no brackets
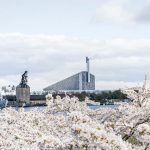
0,33,149,91
96,81,142,90
95,0,130,23
94,0,150,24
135,6,150,22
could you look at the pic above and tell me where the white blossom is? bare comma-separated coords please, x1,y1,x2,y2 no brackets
0,79,150,149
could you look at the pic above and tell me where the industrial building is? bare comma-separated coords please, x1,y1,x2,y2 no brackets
43,57,95,92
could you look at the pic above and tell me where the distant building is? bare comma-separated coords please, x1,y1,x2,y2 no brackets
43,57,95,92
1,85,16,95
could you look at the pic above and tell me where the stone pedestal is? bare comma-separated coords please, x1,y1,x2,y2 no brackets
16,85,30,106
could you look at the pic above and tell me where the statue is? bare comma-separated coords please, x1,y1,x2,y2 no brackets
20,71,28,86
16,71,30,106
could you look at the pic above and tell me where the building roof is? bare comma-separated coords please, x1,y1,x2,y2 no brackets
43,71,95,91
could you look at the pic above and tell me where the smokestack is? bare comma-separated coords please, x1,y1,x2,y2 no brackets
86,57,90,82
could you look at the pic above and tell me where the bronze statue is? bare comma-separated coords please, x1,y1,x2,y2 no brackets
20,71,28,86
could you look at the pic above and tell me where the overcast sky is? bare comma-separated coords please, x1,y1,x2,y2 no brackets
0,0,150,91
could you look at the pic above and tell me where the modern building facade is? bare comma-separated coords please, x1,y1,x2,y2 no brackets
43,57,95,92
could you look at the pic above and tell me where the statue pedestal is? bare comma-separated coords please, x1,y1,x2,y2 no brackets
16,85,30,106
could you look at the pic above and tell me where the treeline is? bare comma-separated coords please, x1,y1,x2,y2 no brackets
51,90,127,102
89,90,127,102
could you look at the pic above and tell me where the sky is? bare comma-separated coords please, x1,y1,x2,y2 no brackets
0,0,150,91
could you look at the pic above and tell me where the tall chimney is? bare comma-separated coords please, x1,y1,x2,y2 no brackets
86,57,90,82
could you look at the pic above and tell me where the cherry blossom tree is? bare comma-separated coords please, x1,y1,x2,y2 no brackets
0,79,149,149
